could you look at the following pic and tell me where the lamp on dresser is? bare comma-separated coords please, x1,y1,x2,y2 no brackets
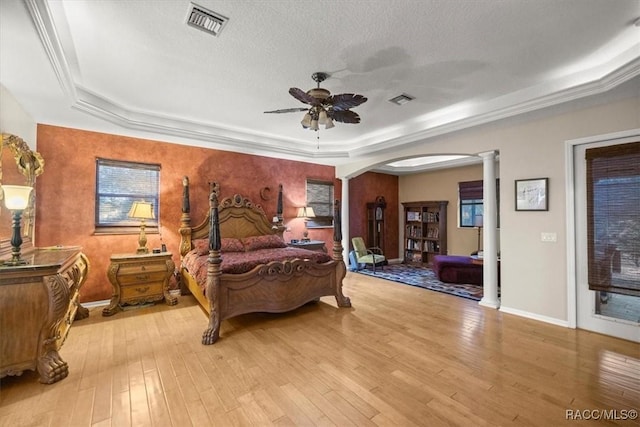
128,200,155,254
296,206,315,241
1,184,33,266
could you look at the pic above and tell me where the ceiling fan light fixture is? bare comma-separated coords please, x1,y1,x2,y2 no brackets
301,112,312,128
266,71,367,132
318,109,328,125
325,117,335,129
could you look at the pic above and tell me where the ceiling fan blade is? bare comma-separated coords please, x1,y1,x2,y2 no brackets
289,87,321,106
326,93,367,111
264,107,309,114
329,110,361,124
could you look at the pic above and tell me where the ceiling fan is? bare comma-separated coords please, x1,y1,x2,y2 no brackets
264,72,367,131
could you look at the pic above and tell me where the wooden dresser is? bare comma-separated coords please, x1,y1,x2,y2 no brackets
0,246,89,384
103,252,177,316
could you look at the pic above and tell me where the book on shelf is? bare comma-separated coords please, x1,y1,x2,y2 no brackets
422,211,440,223
426,227,439,238
406,211,422,222
406,225,421,238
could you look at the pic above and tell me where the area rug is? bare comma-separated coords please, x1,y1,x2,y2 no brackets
353,264,483,301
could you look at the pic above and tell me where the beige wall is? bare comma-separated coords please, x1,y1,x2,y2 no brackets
339,92,640,325
399,163,485,256
0,84,36,147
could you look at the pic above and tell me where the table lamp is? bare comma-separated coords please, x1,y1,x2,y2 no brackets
128,200,155,254
1,185,33,265
297,206,315,241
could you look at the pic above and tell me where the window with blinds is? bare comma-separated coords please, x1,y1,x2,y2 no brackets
459,180,483,227
459,179,500,228
95,158,160,233
306,179,334,228
586,142,640,297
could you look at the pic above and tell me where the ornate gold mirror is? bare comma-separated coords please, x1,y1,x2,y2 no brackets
0,133,44,256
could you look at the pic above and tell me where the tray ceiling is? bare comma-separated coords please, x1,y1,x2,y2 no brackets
1,0,639,168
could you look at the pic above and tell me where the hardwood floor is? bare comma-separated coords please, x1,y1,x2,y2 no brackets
1,272,638,426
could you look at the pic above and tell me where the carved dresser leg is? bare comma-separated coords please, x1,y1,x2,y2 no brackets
37,350,69,384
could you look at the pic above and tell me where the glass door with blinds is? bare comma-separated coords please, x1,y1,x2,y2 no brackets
574,138,639,342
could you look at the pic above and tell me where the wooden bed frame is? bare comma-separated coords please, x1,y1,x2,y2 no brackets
178,177,351,344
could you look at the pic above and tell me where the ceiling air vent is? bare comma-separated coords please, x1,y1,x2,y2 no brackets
389,93,415,106
186,3,228,37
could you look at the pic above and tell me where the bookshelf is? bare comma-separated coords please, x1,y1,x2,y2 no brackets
402,200,448,266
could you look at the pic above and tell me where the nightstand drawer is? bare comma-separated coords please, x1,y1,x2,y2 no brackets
121,281,164,300
118,262,168,276
118,270,168,285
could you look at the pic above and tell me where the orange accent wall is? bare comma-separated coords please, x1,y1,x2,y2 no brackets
348,172,399,259
35,125,341,303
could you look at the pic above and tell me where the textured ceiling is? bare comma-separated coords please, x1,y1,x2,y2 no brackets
1,0,639,168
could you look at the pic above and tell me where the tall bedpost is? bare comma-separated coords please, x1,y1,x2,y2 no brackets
179,176,192,257
332,198,343,260
332,199,351,307
276,183,284,222
273,184,286,237
203,189,222,345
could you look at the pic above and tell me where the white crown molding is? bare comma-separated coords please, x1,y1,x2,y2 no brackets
72,86,351,159
349,50,640,158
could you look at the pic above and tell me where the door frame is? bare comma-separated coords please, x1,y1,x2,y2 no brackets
564,128,640,341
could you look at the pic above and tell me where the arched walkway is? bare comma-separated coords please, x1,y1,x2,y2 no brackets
338,151,500,308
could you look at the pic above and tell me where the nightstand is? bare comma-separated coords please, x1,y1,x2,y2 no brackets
288,239,326,252
102,252,177,316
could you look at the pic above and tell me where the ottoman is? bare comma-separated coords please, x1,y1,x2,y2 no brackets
432,255,483,285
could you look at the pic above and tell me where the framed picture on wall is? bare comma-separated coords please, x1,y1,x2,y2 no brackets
515,178,548,211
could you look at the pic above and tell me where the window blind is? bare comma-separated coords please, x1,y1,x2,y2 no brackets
459,180,484,200
95,158,160,229
585,142,640,297
306,180,334,228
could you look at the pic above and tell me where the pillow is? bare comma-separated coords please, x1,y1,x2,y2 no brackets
221,237,245,252
241,234,287,251
192,238,245,255
192,239,210,256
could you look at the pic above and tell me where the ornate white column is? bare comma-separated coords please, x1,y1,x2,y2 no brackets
341,177,350,266
479,151,500,308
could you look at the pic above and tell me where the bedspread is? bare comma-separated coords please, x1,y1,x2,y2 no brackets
182,247,332,289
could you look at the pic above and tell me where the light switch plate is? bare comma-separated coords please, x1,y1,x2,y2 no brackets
541,232,557,242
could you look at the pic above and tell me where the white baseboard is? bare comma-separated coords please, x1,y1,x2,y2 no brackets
499,305,570,328
388,258,403,265
81,299,110,309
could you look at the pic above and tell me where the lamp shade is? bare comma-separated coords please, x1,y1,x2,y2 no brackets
128,201,155,220
2,185,32,210
474,214,483,228
296,206,316,218
300,112,312,128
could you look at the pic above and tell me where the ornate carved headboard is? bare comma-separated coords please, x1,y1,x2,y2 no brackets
179,178,283,257
218,194,276,239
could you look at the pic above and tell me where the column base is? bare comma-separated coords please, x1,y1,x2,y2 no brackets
479,297,500,309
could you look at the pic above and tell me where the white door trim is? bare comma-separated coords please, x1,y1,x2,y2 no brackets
564,128,640,337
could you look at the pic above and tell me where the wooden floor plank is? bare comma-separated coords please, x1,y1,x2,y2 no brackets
1,272,638,426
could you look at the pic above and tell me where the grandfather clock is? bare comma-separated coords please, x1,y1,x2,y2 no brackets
366,196,386,250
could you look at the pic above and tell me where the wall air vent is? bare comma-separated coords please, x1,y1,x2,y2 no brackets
389,93,415,106
186,3,228,37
